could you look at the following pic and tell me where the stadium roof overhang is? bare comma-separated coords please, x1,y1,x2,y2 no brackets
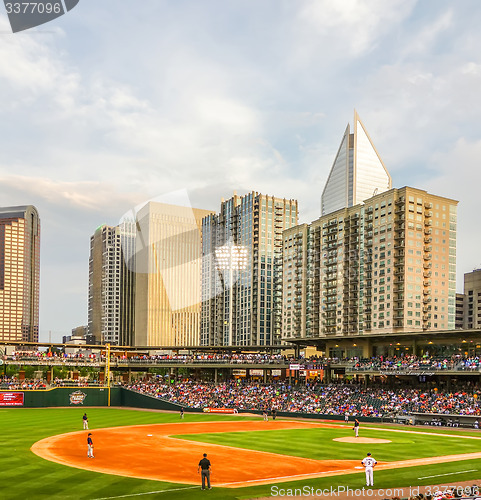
285,329,481,349
0,340,298,352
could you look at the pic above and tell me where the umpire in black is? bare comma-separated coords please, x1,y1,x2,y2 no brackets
198,453,212,490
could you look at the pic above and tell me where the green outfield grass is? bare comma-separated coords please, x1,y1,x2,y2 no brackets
175,425,481,461
2,407,481,500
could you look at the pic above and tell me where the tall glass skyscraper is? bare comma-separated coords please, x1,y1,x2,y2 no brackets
201,192,298,346
0,205,40,342
88,221,136,345
321,111,391,216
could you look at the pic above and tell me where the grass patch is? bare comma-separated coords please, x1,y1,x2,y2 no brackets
174,425,481,461
1,408,481,500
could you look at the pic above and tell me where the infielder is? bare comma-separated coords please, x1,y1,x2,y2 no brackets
353,418,360,437
83,413,89,430
87,433,94,458
345,412,349,423
361,452,377,487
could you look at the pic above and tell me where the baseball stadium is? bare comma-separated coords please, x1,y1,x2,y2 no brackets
3,342,481,500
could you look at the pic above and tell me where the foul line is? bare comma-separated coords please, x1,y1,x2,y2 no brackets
418,470,477,480
92,486,199,500
216,469,353,487
319,422,481,441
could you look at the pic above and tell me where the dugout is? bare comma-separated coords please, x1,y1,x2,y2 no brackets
410,412,480,428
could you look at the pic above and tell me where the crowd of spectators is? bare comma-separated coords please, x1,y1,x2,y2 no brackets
6,350,481,372
0,376,103,389
9,351,102,362
0,377,48,390
6,350,318,365
350,355,468,372
399,488,481,500
125,380,481,417
114,353,293,364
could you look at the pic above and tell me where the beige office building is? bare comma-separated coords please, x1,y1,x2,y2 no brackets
282,187,458,346
0,206,40,342
135,202,213,346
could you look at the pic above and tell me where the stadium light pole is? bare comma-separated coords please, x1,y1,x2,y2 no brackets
215,245,248,346
105,343,111,406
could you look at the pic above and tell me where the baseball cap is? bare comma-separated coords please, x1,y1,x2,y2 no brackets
367,453,371,456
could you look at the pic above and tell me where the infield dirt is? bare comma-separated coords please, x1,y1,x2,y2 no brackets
30,420,481,488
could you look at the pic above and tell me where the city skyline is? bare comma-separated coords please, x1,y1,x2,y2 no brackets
0,1,480,341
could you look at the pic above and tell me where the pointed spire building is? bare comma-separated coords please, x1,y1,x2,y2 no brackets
321,111,391,216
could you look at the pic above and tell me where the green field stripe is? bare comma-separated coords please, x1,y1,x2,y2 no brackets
4,409,481,500
173,425,481,462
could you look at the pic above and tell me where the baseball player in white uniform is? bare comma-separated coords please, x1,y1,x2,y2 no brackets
361,452,377,487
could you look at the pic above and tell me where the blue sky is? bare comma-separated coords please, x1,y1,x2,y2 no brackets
0,0,480,341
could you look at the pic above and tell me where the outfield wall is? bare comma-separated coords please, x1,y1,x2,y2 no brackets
0,387,392,421
236,408,386,423
0,387,181,410
2,388,478,428
120,388,183,411
0,387,121,407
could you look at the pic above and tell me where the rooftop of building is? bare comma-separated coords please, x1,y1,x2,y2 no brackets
0,205,38,219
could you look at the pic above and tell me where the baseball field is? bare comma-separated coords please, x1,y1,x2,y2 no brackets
3,407,481,499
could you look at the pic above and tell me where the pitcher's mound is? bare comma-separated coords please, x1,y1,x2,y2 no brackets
334,437,391,443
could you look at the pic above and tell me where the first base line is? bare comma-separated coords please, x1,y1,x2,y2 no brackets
418,470,477,480
92,486,200,500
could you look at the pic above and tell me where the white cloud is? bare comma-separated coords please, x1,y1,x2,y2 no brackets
400,10,453,59
294,0,417,60
0,175,143,214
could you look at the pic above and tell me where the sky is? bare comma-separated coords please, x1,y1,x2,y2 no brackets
0,0,480,341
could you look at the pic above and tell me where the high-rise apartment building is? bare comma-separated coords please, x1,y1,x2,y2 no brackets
134,202,213,346
321,111,391,216
463,269,481,329
0,206,40,342
202,192,298,346
282,224,309,341
88,222,135,345
282,187,458,342
455,293,465,329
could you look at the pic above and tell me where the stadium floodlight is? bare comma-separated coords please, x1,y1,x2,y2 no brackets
215,244,248,345
215,245,248,271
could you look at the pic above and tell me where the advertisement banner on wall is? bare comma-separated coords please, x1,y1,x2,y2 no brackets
0,392,24,406
271,369,282,377
250,369,264,376
203,408,239,414
232,369,247,377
